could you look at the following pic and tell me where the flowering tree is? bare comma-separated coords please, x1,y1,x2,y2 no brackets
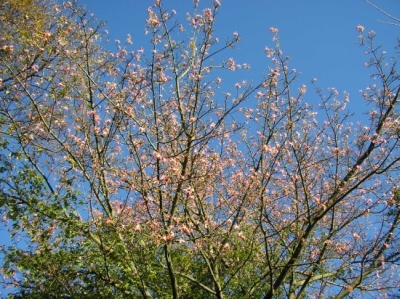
1,0,400,298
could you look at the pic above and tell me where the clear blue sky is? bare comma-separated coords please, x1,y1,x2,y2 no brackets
78,0,399,113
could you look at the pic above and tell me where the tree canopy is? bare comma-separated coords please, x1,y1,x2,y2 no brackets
1,0,400,298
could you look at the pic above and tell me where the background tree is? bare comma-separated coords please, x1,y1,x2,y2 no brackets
1,0,400,298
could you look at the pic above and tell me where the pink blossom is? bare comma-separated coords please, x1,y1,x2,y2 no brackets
356,25,364,32
104,218,113,225
228,58,235,71
153,151,163,160
256,92,264,99
299,84,307,95
179,225,190,234
237,232,246,240
270,27,278,33
161,232,175,242
31,65,39,72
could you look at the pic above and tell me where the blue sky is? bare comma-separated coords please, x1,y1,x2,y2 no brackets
78,0,399,113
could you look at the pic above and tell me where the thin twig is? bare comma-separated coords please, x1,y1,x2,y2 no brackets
365,0,400,26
